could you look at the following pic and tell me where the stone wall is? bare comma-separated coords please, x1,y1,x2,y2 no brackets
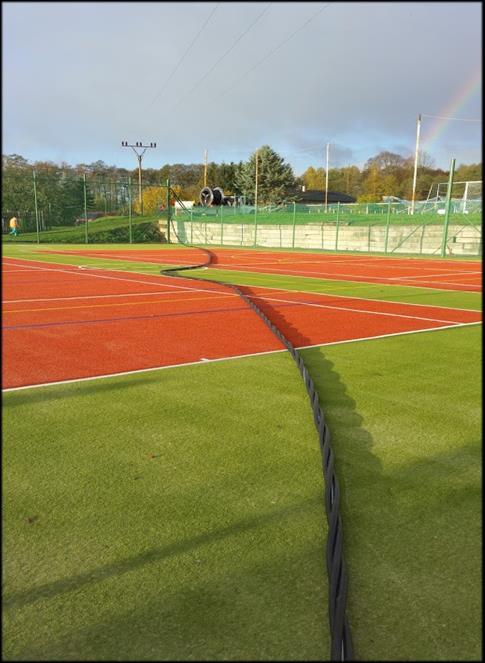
163,219,481,257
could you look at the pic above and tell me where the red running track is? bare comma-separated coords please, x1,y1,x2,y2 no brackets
44,247,483,292
2,257,482,389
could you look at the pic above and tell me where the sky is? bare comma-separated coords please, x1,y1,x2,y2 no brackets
2,1,482,174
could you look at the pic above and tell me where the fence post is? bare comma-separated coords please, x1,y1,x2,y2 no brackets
292,201,296,248
335,206,340,251
384,201,391,253
441,158,455,257
221,209,224,246
83,173,88,244
128,176,133,244
33,170,40,244
254,204,258,247
190,211,194,244
166,178,171,243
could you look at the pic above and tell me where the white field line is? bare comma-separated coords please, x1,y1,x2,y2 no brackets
251,294,479,326
3,260,480,323
4,257,481,300
203,265,481,293
0,260,223,296
225,251,482,266
231,283,480,313
223,257,479,273
3,283,478,325
3,321,480,393
3,290,201,304
390,270,481,281
215,262,482,285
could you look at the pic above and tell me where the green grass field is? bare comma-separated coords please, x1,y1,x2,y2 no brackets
2,243,482,660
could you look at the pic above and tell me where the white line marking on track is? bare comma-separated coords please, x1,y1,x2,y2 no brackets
205,265,481,293
252,294,480,325
2,321,480,392
0,259,223,296
390,270,481,280
3,290,199,304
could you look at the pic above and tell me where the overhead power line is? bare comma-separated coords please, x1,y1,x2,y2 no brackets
421,114,481,122
149,3,221,107
172,3,272,110
223,2,333,94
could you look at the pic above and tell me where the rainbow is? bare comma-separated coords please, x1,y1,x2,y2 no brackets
421,67,482,148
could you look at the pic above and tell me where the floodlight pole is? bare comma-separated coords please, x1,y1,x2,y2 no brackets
325,142,330,212
121,141,156,215
204,149,208,188
411,114,421,215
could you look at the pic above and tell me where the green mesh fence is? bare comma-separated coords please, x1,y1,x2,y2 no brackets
2,174,481,256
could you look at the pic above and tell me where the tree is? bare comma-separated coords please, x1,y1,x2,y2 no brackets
365,151,409,173
234,146,295,204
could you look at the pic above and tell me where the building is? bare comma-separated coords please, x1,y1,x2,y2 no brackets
291,189,356,204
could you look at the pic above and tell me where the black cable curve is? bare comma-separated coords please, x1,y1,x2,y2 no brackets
160,218,353,661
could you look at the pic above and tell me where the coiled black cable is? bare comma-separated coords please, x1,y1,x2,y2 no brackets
160,221,353,661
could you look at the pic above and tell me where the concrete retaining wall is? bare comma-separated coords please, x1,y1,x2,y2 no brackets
163,220,481,256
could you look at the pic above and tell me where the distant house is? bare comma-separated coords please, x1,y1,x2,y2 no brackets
291,189,356,204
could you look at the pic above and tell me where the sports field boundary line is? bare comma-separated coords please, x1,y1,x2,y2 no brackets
4,255,481,299
3,321,480,393
185,265,481,294
1,258,227,296
4,258,480,312
213,283,481,313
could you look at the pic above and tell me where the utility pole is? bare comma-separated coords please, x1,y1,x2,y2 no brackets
204,149,208,188
411,114,421,215
254,148,259,208
121,140,156,215
325,142,330,212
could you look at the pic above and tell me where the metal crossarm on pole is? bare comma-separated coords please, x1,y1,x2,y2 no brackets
121,141,157,215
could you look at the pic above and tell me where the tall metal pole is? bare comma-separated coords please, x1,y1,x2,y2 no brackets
204,149,208,188
411,114,421,215
166,178,171,243
128,176,133,244
33,170,40,244
325,142,330,212
254,149,259,238
137,154,143,215
121,141,156,217
254,149,259,208
83,173,88,244
441,158,455,257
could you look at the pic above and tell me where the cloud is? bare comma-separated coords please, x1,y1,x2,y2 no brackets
3,2,482,170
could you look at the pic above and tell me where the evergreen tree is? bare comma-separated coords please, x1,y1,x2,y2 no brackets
234,146,295,204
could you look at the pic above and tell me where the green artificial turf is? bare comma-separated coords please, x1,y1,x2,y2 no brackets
3,243,482,659
3,355,330,661
3,326,481,660
301,325,482,660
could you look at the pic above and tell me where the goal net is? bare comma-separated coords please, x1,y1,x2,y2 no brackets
426,180,482,213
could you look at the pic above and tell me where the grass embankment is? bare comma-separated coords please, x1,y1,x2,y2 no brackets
187,209,481,227
2,214,164,244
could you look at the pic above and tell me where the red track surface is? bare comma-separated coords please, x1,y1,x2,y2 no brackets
2,256,481,389
45,247,483,292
